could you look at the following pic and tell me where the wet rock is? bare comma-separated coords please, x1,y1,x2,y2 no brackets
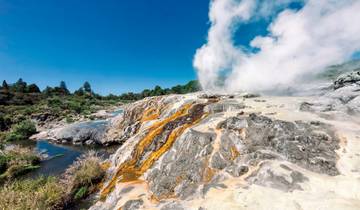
106,95,191,142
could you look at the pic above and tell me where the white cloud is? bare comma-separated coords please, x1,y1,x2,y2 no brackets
194,0,360,93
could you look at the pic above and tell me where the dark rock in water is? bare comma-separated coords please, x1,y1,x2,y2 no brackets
334,70,360,89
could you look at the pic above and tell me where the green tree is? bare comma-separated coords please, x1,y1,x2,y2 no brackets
2,80,9,91
141,89,151,98
27,84,41,93
83,82,92,93
171,85,182,94
74,87,85,96
59,81,70,95
153,85,164,96
14,78,27,93
43,86,54,97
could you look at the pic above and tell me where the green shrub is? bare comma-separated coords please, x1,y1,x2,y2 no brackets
0,155,8,174
65,116,74,123
74,186,87,200
47,97,63,108
66,100,82,114
5,120,36,141
4,133,23,141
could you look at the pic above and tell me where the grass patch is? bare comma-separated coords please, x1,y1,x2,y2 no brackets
63,151,105,200
0,146,40,183
0,150,106,209
0,176,66,210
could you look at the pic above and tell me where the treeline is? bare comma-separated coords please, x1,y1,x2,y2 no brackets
0,79,98,105
0,78,201,105
115,80,200,101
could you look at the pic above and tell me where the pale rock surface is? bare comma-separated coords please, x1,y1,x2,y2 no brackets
89,71,360,210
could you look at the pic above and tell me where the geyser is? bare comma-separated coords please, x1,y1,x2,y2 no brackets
194,0,360,93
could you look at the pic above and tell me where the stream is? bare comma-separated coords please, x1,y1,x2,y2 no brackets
7,139,118,178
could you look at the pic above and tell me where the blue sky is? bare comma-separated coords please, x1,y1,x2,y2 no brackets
0,0,211,94
3,0,355,95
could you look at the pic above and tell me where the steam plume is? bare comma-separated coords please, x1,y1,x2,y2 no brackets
194,0,360,93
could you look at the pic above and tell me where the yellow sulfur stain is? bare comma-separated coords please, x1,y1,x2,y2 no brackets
100,161,111,171
230,146,240,160
141,107,160,122
100,103,203,200
203,166,215,183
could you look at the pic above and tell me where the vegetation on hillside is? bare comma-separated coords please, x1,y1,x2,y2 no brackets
0,79,200,141
117,80,201,101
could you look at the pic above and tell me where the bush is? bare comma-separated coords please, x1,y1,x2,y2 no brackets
5,120,36,141
66,100,83,114
62,151,105,200
0,114,12,131
0,176,66,210
0,155,8,174
4,133,23,141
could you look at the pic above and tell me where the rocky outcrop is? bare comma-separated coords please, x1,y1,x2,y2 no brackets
237,114,338,175
32,120,109,145
300,70,360,118
334,70,360,89
89,86,353,210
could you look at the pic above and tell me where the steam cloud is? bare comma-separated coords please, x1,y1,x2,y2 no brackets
194,0,360,93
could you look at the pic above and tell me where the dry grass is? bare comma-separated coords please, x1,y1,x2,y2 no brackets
62,151,105,199
0,150,105,210
0,176,66,210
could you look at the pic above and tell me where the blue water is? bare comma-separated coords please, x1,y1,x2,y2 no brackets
8,140,119,178
30,141,82,177
111,108,123,117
